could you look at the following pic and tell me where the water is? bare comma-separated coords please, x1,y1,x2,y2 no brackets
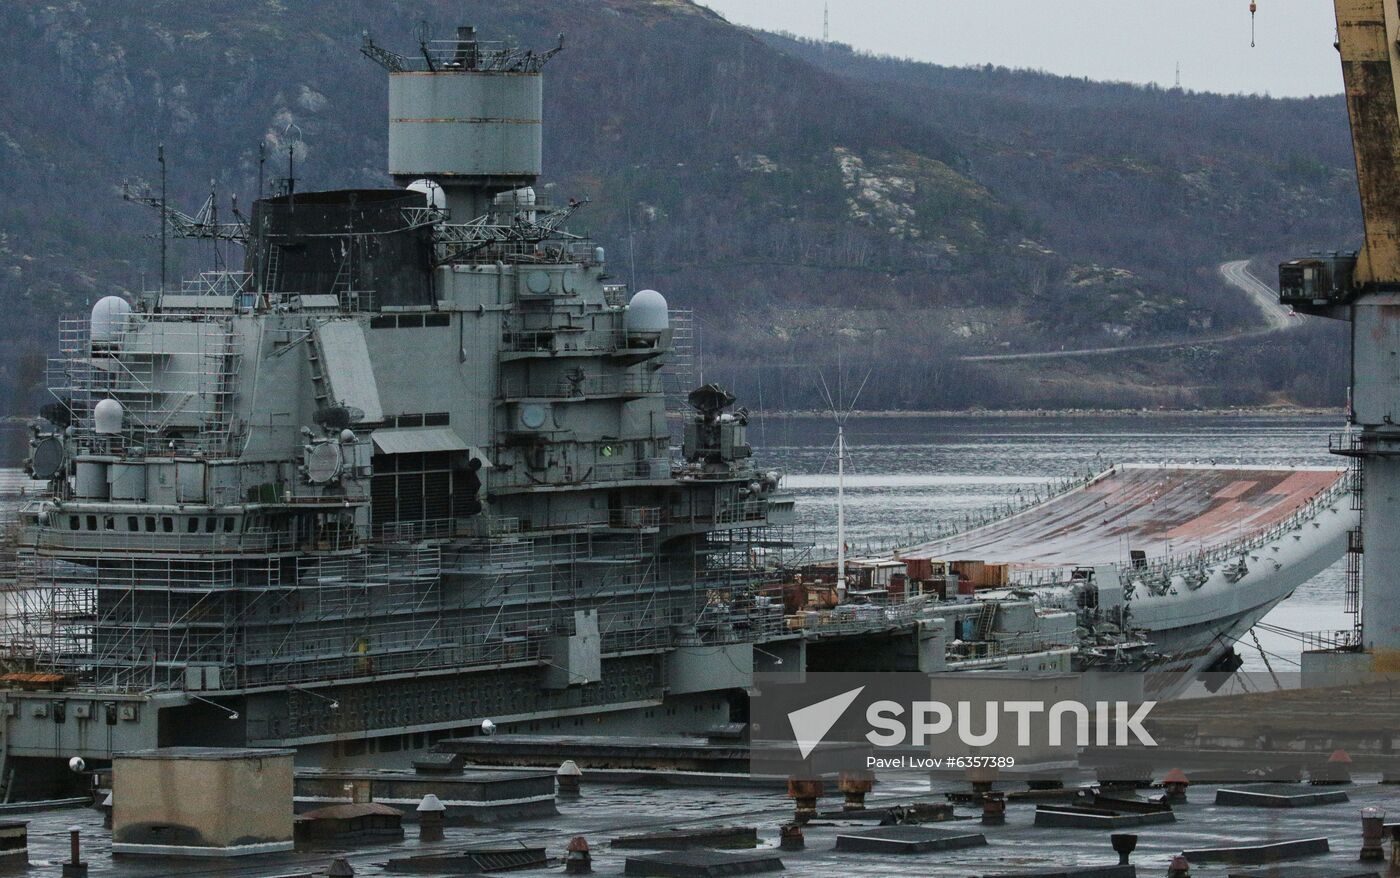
750,412,1349,672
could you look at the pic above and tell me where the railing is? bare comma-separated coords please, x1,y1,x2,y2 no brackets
1296,627,1360,653
173,271,252,299
499,373,660,400
502,329,628,355
787,600,936,637
490,458,671,490
843,463,1352,593
1330,430,1400,457
27,524,303,556
1113,474,1352,592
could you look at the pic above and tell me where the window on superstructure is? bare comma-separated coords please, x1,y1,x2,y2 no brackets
224,517,235,533
86,515,96,531
127,516,138,531
68,516,79,531
162,517,173,533
145,516,156,533
186,518,198,535
204,517,217,534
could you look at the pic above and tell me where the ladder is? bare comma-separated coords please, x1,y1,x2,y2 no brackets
261,243,282,294
974,601,998,640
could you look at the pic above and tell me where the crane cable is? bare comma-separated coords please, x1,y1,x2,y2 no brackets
1250,1,1257,48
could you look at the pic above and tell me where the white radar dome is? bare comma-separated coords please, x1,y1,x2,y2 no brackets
90,296,132,344
406,178,447,210
625,289,669,336
93,399,124,435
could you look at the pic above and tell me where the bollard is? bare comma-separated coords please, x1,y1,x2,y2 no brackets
327,856,354,878
838,770,873,811
1161,768,1189,803
966,765,999,797
1360,806,1386,862
787,777,824,825
1166,854,1190,878
1111,833,1138,865
980,790,1006,825
100,792,113,830
564,836,592,875
557,760,583,799
60,827,86,878
779,822,805,851
416,793,446,842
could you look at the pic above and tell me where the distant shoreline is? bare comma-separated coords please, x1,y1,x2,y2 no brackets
755,407,1345,419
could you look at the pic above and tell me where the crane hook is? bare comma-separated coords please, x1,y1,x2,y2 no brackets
1250,1,1257,48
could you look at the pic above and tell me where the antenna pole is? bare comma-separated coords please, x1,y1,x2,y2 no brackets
158,143,167,292
837,422,846,596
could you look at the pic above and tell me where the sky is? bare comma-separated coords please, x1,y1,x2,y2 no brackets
697,1,1344,98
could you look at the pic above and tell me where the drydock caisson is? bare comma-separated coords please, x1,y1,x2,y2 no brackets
0,26,1355,798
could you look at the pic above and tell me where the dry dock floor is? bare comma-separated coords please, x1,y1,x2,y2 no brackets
13,770,1400,877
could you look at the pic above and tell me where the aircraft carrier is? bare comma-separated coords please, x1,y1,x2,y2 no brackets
0,25,1354,799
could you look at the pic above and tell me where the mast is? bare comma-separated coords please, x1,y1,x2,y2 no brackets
837,422,846,594
158,144,167,292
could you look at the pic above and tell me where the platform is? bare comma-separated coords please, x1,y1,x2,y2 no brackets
623,849,785,876
833,824,988,853
1215,784,1351,808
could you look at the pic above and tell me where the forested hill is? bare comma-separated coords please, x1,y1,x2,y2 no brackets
0,0,1361,427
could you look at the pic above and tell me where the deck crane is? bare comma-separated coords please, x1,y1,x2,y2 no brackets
1277,0,1400,671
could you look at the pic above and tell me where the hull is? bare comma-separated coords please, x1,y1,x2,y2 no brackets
904,463,1356,695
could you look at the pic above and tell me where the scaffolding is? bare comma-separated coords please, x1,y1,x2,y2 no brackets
47,312,242,456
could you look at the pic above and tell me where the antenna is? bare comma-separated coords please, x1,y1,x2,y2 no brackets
282,122,303,207
1174,62,1181,90
257,142,266,199
626,199,638,292
823,3,829,45
158,144,167,293
816,358,873,596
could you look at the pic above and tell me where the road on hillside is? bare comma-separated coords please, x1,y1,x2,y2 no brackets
962,259,1296,362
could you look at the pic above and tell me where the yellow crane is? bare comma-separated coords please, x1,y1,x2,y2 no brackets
1279,0,1400,670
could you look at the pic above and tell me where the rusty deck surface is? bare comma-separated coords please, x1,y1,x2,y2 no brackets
904,465,1346,570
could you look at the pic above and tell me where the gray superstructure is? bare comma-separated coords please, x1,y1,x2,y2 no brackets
0,28,806,793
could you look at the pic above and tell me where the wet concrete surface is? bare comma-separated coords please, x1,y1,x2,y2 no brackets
12,770,1400,877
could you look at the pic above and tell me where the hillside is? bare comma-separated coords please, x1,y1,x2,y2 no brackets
0,0,1361,423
